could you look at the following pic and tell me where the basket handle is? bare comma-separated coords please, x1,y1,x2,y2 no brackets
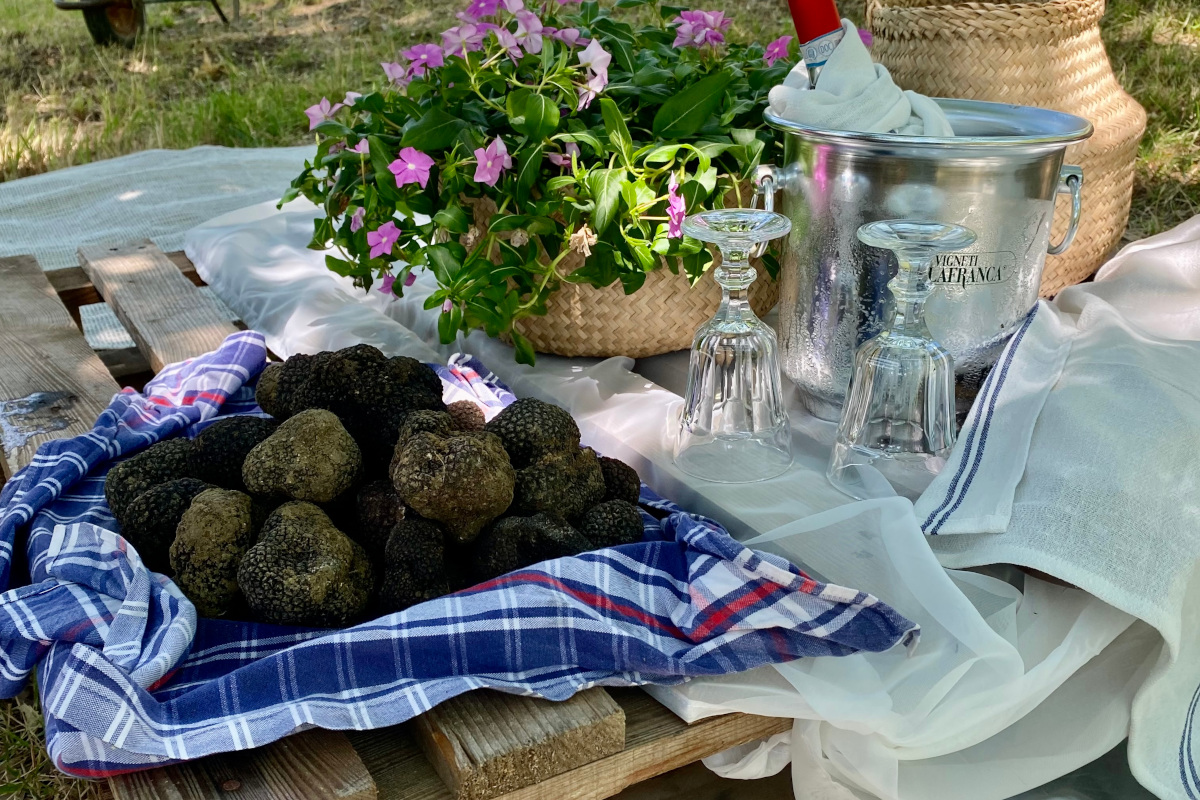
1048,166,1084,256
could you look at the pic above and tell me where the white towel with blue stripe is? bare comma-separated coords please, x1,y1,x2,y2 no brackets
917,215,1200,800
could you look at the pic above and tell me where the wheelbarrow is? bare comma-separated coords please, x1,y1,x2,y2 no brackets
52,0,239,47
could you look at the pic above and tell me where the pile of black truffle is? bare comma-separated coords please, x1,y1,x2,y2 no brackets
104,344,644,628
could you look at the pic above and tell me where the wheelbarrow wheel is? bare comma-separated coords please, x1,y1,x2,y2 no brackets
82,0,144,47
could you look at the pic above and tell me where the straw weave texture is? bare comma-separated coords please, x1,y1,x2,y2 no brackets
866,0,1146,295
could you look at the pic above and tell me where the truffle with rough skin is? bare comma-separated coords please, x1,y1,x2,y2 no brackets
598,456,641,505
354,479,406,558
390,430,515,544
267,346,446,472
512,447,606,520
255,362,284,417
171,489,255,617
578,500,645,549
237,501,373,627
446,400,485,432
397,410,455,445
378,518,450,613
104,438,196,524
120,478,210,574
190,415,279,490
242,409,361,503
484,398,580,468
471,514,592,582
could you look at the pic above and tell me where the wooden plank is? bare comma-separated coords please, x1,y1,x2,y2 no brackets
109,728,377,800
77,241,237,373
351,688,792,800
0,255,121,479
415,689,625,800
47,257,204,316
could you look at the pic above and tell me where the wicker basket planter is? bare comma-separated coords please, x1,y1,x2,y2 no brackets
866,0,1147,296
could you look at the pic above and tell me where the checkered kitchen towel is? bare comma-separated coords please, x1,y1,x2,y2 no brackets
0,332,918,778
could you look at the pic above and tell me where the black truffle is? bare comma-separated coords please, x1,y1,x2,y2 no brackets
578,500,645,549
255,362,284,417
120,477,210,574
390,430,515,544
242,409,361,502
445,400,485,432
190,415,279,490
237,501,374,627
104,438,196,524
512,447,606,520
484,398,580,468
171,488,256,617
472,514,592,582
598,456,641,505
378,518,450,613
354,479,406,558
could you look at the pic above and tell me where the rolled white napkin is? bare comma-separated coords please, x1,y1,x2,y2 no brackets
768,19,955,137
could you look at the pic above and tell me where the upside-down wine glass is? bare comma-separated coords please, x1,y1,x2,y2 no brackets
673,209,793,483
827,219,978,500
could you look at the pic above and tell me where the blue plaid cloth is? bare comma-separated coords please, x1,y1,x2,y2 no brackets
0,332,918,778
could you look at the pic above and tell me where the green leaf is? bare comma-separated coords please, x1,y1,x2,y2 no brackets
587,168,627,236
652,71,733,139
401,107,467,151
546,175,577,192
426,242,466,284
554,130,604,152
310,216,333,249
515,143,545,202
517,94,560,141
312,119,354,138
619,270,647,294
506,87,532,128
433,205,470,235
599,98,634,166
680,179,708,212
615,0,653,7
642,144,682,165
511,330,536,365
490,214,531,232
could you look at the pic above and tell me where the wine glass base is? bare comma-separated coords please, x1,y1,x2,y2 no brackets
827,440,948,501
675,434,793,484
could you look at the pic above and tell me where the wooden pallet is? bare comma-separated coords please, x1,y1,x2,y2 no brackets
0,243,793,800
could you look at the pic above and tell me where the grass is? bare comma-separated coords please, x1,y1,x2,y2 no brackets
0,0,1196,796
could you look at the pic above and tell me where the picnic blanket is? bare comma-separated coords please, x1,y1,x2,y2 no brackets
0,331,918,778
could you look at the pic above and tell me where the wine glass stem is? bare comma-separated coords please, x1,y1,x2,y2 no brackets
886,252,933,338
714,244,756,327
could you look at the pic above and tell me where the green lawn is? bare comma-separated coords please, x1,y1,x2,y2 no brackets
0,0,1196,796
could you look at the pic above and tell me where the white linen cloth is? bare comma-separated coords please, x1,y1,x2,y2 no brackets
917,216,1200,800
184,199,1165,800
767,20,954,137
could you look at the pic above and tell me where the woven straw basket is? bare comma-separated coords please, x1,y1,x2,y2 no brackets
866,0,1147,296
465,195,778,359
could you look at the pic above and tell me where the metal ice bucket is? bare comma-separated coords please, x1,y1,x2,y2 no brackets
760,98,1093,421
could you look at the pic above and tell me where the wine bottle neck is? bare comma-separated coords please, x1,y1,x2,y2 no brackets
802,25,845,88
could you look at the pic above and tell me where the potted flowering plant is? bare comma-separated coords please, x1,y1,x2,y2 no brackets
283,0,795,364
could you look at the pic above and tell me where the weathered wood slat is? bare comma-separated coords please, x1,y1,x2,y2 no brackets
0,255,121,479
78,241,237,373
415,689,625,800
351,688,792,800
110,728,377,800
47,256,205,315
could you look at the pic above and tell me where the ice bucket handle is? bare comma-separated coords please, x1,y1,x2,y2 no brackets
751,164,789,257
1047,165,1084,255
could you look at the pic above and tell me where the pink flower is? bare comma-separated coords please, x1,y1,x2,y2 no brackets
858,28,874,47
671,10,731,48
463,0,499,19
367,221,401,259
441,298,454,313
378,273,396,294
405,271,417,287
763,35,792,67
304,97,343,130
343,91,363,106
350,139,370,154
501,0,523,11
575,39,611,109
492,27,523,63
402,43,444,76
545,26,587,47
547,141,580,168
442,23,488,57
382,61,410,89
514,9,543,54
667,176,686,238
388,147,435,189
473,137,512,187
350,207,365,233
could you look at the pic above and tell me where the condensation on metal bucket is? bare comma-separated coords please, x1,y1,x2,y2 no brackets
761,98,1092,421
